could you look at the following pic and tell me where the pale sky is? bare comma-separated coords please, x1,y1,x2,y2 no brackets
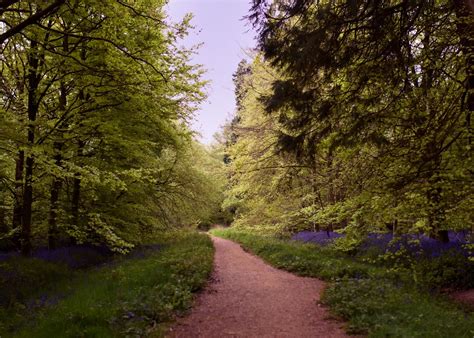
166,0,256,144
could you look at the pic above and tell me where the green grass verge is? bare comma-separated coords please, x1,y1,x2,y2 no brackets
211,228,474,337
2,231,213,337
0,256,74,335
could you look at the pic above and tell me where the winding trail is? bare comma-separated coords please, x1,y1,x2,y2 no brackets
169,236,348,337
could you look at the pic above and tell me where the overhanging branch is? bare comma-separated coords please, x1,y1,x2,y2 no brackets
0,0,65,44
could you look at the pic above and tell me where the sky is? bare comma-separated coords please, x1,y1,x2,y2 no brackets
166,0,256,144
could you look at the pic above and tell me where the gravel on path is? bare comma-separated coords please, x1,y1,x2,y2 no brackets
169,236,349,338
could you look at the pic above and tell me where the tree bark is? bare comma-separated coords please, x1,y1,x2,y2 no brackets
71,141,84,234
427,179,449,243
48,33,68,249
12,150,24,247
21,39,40,256
69,43,88,245
48,142,62,249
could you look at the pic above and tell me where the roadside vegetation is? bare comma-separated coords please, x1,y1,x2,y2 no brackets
212,228,474,336
1,231,213,337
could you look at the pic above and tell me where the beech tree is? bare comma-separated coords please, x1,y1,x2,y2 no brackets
0,0,219,254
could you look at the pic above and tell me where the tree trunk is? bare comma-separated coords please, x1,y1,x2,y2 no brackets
71,141,84,235
22,158,34,255
48,31,68,249
427,182,449,242
21,39,40,256
71,174,80,228
420,17,448,242
48,142,63,249
426,151,448,242
12,150,24,247
0,205,7,234
453,0,474,143
69,43,87,245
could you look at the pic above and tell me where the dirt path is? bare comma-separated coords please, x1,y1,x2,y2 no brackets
169,236,348,338
451,289,474,308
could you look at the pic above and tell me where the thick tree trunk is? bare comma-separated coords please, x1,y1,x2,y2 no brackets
21,39,40,256
427,182,449,243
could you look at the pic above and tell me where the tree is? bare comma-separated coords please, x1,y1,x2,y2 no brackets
0,0,212,254
0,0,66,44
235,0,474,239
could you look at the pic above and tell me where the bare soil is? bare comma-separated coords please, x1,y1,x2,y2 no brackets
168,236,349,337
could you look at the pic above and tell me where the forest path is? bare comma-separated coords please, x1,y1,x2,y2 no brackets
168,236,348,338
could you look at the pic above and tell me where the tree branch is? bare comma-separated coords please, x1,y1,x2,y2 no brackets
0,0,65,44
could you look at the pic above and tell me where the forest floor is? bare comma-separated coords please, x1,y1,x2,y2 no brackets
169,236,348,338
0,232,213,337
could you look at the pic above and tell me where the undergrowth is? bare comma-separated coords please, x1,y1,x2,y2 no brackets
1,231,213,337
211,228,474,337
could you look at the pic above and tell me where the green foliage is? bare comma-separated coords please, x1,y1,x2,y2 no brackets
366,249,474,290
222,56,310,232
1,231,213,337
212,228,474,336
324,279,474,337
0,0,224,252
223,1,474,247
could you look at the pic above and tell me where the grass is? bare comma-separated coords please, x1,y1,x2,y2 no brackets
0,256,72,306
1,231,213,337
211,227,474,337
0,257,76,335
